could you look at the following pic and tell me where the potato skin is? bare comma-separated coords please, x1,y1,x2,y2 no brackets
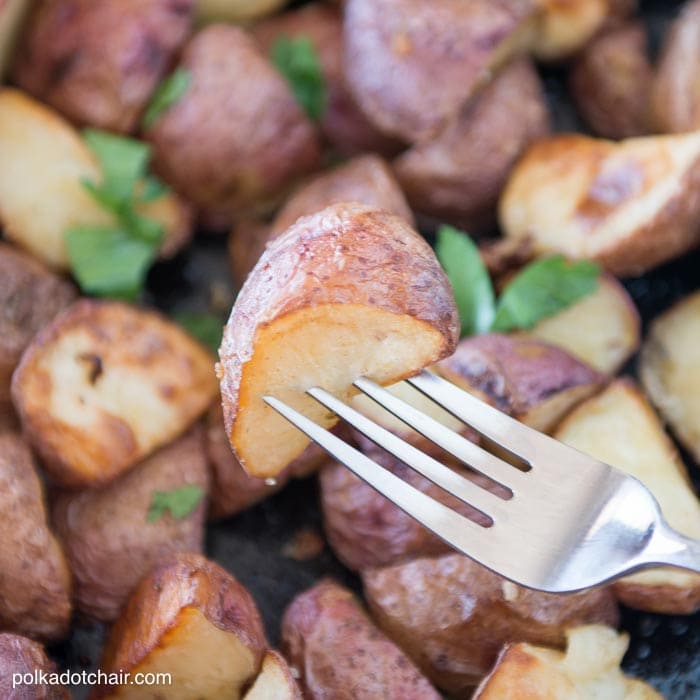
0,633,69,700
570,22,652,139
12,0,194,133
0,433,72,641
344,0,536,143
51,428,209,622
147,24,320,228
0,242,76,405
362,554,619,696
12,299,217,489
394,58,549,233
281,579,441,699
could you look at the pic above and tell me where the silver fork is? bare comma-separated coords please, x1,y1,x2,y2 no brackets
264,369,700,593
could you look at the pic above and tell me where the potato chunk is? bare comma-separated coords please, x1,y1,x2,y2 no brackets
12,300,217,488
281,579,441,700
500,132,700,276
474,625,662,699
98,553,267,699
0,88,192,270
243,651,301,700
52,428,209,621
0,433,71,641
0,0,32,80
555,379,700,614
363,554,619,696
219,203,459,478
195,0,288,24
641,291,700,464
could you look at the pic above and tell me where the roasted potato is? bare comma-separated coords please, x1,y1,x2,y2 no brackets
0,242,76,405
0,403,18,433
651,0,700,134
343,0,537,143
12,300,217,489
0,432,71,641
640,291,700,463
524,273,640,375
243,651,301,700
195,0,288,24
12,0,194,133
97,553,268,699
473,625,662,699
436,334,604,433
0,0,32,81
281,579,441,699
146,24,320,229
229,154,413,286
0,88,192,270
252,4,402,156
362,553,619,696
52,428,209,622
219,203,459,479
555,379,700,614
570,22,652,139
394,58,549,233
0,633,69,700
500,132,700,277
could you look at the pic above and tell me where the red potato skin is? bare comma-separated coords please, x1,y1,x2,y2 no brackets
12,0,194,133
147,24,320,229
281,579,441,699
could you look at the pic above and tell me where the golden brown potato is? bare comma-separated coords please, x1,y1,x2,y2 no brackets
219,203,459,479
500,132,700,277
195,0,288,24
281,579,441,700
0,633,69,700
12,300,217,489
146,24,320,229
252,4,401,156
570,22,652,139
0,242,76,405
362,553,619,696
555,379,700,614
0,0,32,81
524,273,640,375
0,88,192,270
52,428,209,622
343,0,537,143
651,0,700,133
394,58,549,233
473,626,662,699
479,237,535,279
640,292,700,463
0,432,71,641
97,553,268,699
243,651,301,700
12,0,194,133
436,334,604,433
229,154,414,286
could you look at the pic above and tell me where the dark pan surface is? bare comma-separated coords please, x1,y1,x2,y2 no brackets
52,1,700,697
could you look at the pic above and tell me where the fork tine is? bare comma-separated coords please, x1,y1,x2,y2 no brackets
352,377,527,489
305,386,509,520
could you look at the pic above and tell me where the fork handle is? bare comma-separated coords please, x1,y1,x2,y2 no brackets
646,523,700,574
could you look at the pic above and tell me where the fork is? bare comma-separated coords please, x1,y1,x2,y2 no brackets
263,369,700,593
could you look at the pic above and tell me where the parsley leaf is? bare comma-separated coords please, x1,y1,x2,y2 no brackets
491,256,601,333
147,485,204,522
142,68,191,129
175,312,224,354
436,225,496,337
271,36,326,121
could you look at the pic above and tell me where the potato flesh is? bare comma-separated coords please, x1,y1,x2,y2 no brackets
0,0,31,79
104,607,257,700
234,304,444,478
243,652,299,700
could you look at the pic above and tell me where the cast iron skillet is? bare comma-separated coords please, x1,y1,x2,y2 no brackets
52,1,700,696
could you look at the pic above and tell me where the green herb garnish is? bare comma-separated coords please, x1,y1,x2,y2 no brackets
142,68,191,129
270,36,326,121
175,312,224,355
436,225,600,337
147,485,204,522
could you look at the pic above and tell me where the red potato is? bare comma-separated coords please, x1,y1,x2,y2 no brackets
281,579,441,699
12,0,194,133
394,58,550,233
146,24,320,229
343,0,537,143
